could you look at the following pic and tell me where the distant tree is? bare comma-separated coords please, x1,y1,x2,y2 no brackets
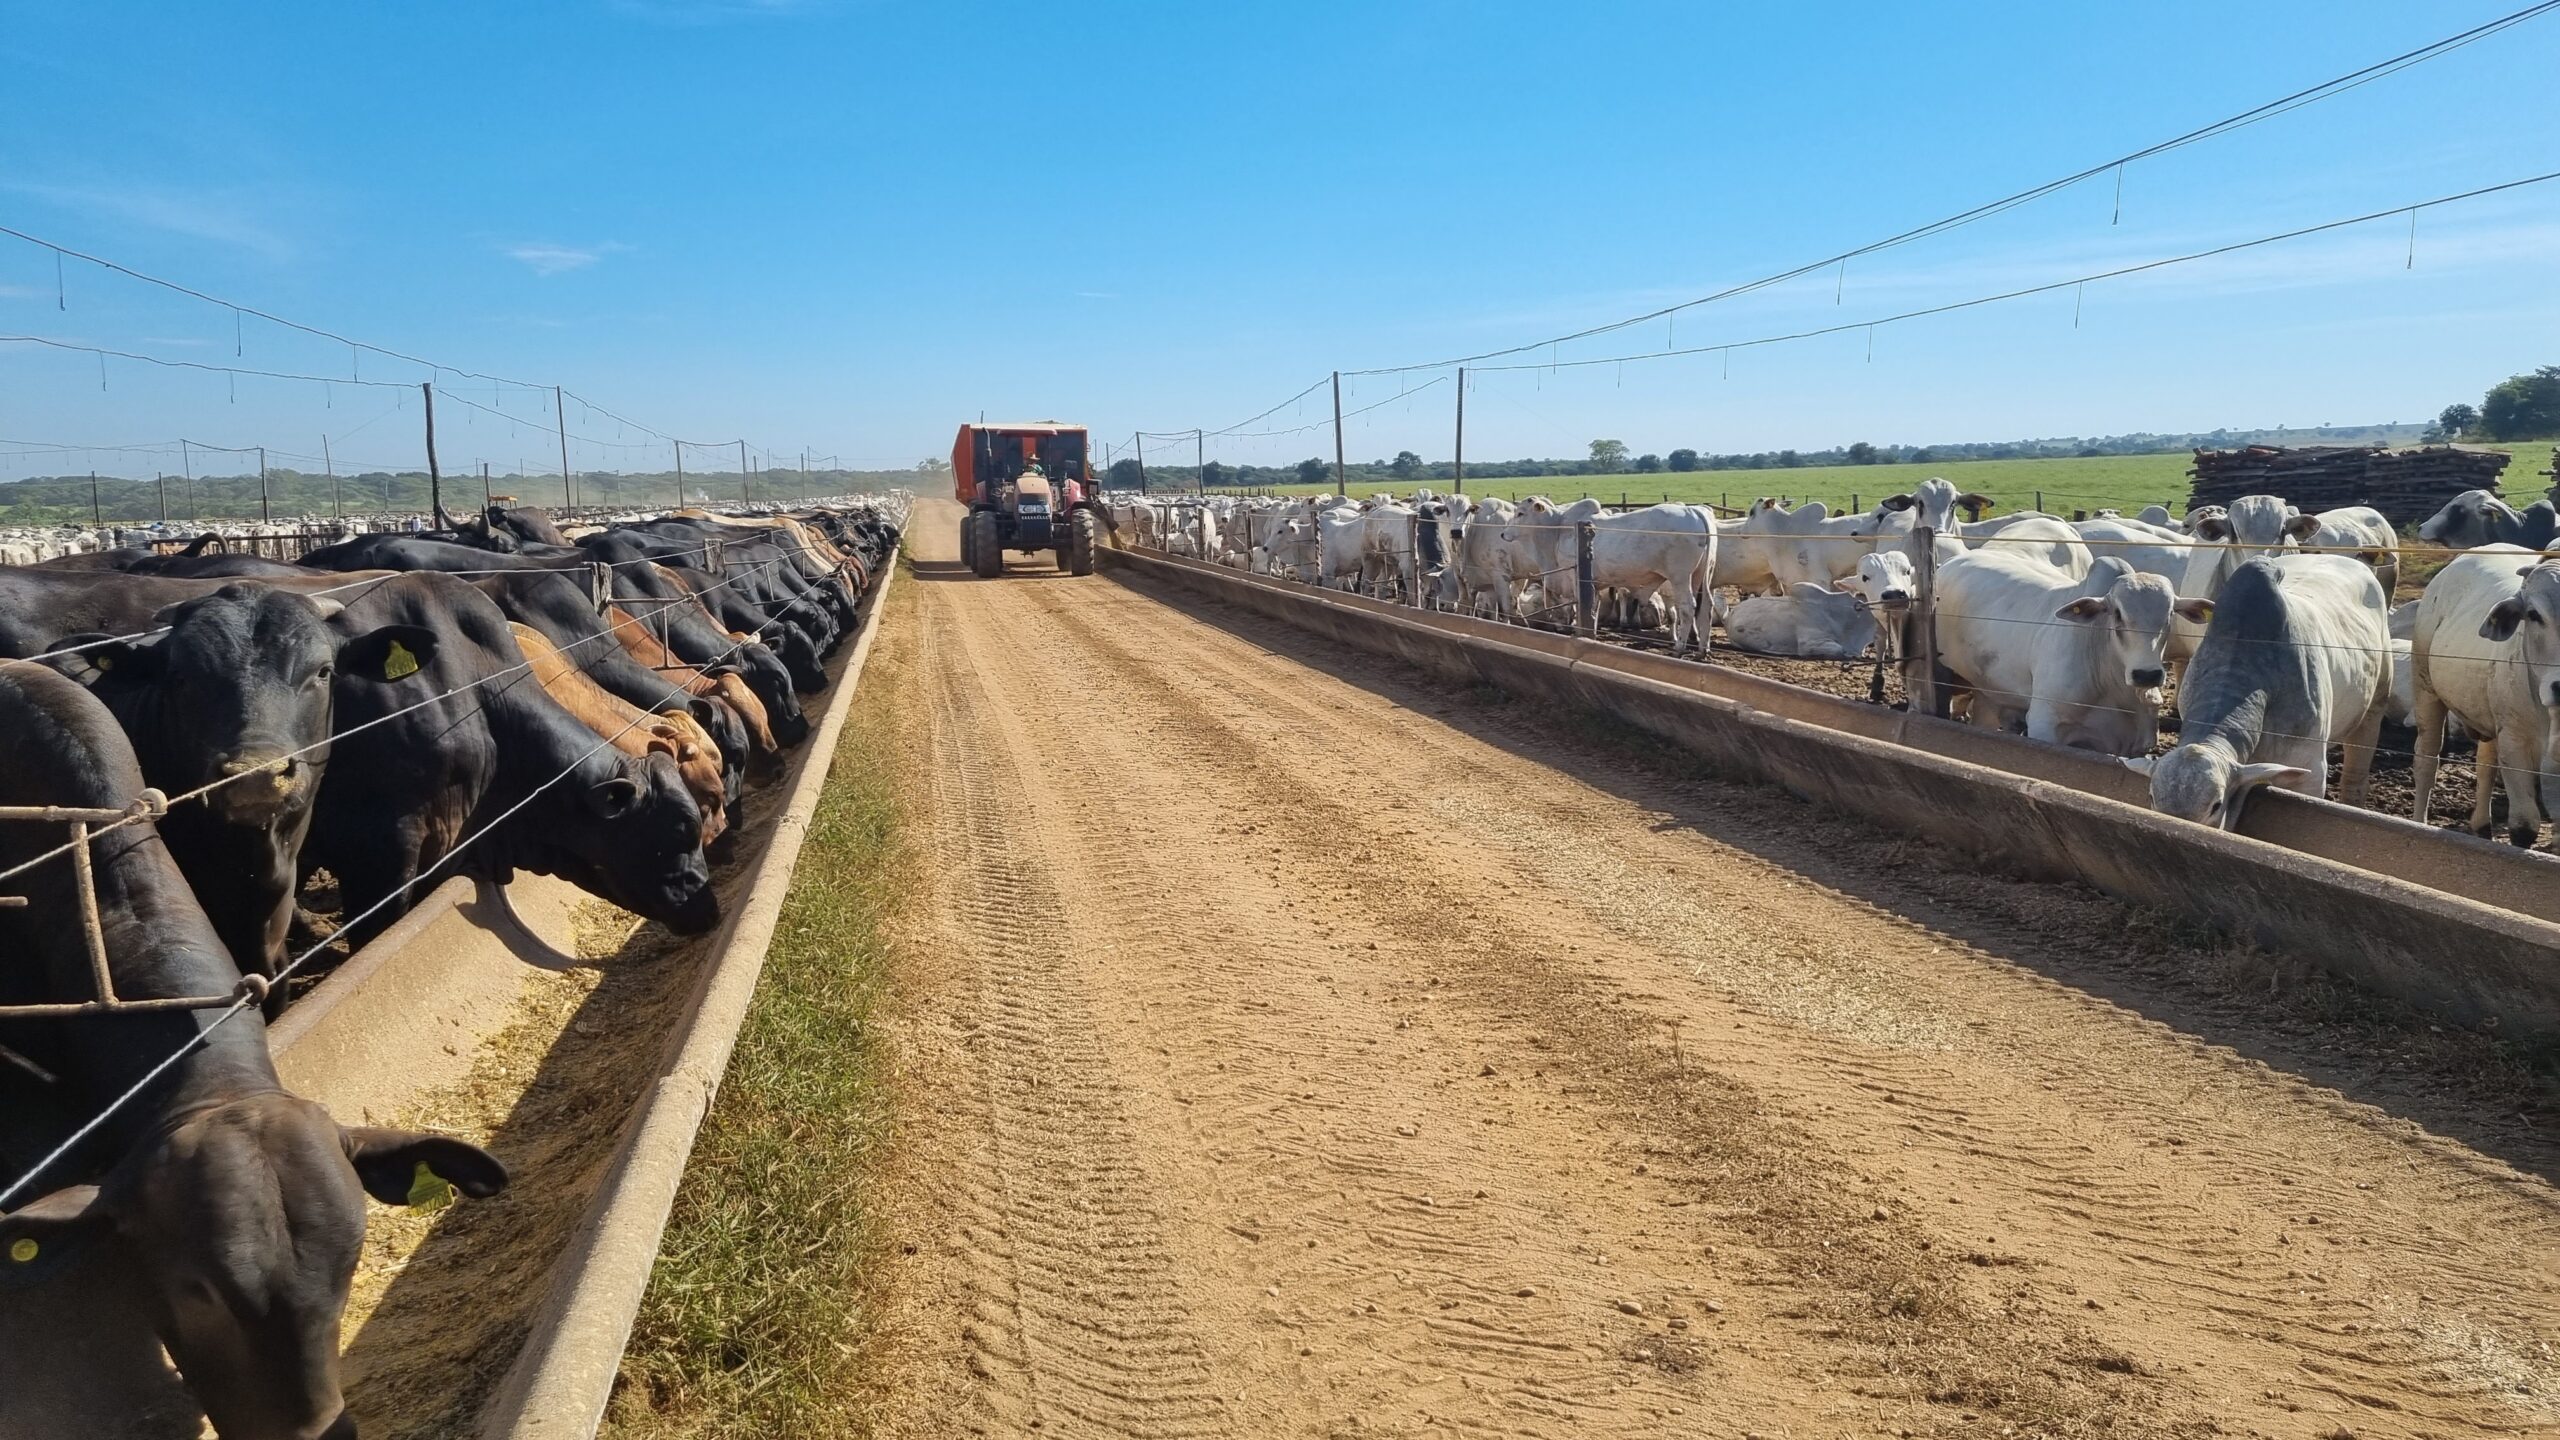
1588,439,1629,472
1107,458,1143,488
1632,453,1662,473
1909,448,1934,463
1296,457,1331,487
1667,447,1700,472
2436,402,2478,439
917,456,950,472
2481,369,2560,440
1777,449,1803,468
1845,441,1877,465
1201,460,1230,488
1390,450,1425,481
2076,446,2103,457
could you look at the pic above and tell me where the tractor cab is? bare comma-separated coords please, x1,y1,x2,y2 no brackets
954,421,1101,578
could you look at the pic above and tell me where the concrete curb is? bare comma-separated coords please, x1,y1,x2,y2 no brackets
476,556,902,1440
1102,545,2560,1048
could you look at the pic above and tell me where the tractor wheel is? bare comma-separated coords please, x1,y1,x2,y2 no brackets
1069,508,1098,576
968,511,1002,578
959,512,977,570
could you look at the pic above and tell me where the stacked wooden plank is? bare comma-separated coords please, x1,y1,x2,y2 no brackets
2187,443,2513,523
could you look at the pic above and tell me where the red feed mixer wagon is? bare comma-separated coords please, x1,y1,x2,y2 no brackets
953,420,1104,578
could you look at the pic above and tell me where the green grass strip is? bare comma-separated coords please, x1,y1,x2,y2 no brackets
606,656,911,1439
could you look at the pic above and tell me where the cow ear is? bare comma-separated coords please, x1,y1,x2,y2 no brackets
343,1127,508,1206
2119,755,2158,779
304,596,346,621
2481,598,2529,641
1956,492,1993,515
1879,494,1916,512
2054,597,2109,622
2283,513,2322,540
2194,516,2233,541
340,625,440,684
42,633,157,681
2236,762,2309,791
0,1185,113,1282
588,776,642,818
2172,599,2216,623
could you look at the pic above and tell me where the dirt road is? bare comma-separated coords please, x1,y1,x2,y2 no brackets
854,500,2559,1440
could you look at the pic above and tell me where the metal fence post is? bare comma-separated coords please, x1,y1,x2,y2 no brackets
1575,521,1597,639
588,562,614,613
1406,511,1422,607
1913,525,1944,718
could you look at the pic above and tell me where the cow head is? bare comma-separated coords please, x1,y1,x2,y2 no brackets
1877,477,1960,533
2479,562,2560,710
551,749,719,935
2208,494,2295,558
51,589,440,829
2051,562,2193,699
0,1096,502,1440
2127,747,2307,829
1834,551,1917,661
2416,489,2511,548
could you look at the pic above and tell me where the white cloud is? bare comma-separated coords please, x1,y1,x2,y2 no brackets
503,241,628,276
0,180,294,259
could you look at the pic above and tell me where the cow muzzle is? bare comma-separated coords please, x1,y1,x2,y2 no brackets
2130,667,2165,689
206,754,306,822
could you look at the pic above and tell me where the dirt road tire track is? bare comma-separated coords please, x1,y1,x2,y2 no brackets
858,501,2559,1440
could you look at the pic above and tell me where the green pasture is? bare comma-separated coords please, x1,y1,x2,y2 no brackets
1227,441,2559,518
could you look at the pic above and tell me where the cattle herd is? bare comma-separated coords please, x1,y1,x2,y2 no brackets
0,495,901,1439
1116,480,2560,837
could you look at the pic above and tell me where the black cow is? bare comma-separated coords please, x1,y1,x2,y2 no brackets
41,585,440,991
300,572,718,947
0,662,504,1440
291,536,754,814
305,531,808,748
570,531,810,745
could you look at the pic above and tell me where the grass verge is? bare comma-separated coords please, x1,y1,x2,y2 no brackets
603,653,913,1439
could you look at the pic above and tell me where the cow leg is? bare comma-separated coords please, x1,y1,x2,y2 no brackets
2334,693,2388,807
2495,730,2545,847
2410,685,2450,825
2468,736,2501,836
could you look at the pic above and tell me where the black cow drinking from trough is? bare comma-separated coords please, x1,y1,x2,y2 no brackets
0,663,504,1440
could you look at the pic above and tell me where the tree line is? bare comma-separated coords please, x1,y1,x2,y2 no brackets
2433,366,2560,442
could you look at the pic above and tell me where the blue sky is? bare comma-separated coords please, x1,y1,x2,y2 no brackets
0,0,2553,482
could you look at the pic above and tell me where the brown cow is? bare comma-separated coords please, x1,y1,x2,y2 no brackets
601,605,782,779
507,623,729,847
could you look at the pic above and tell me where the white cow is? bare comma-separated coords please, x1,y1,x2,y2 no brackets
1722,582,1877,658
1932,552,2195,755
1502,498,1718,653
1835,550,1916,664
1735,498,1885,592
2135,555,2391,827
2409,546,2560,844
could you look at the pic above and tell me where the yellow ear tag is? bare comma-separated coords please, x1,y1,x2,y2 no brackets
406,1162,454,1213
382,641,420,682
8,1238,36,1263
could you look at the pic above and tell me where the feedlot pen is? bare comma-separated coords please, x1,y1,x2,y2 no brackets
840,501,2558,1440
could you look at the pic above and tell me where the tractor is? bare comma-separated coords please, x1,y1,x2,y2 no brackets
953,420,1102,578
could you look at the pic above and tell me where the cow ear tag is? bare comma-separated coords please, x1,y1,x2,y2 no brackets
8,1238,36,1263
406,1162,454,1212
382,641,420,682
